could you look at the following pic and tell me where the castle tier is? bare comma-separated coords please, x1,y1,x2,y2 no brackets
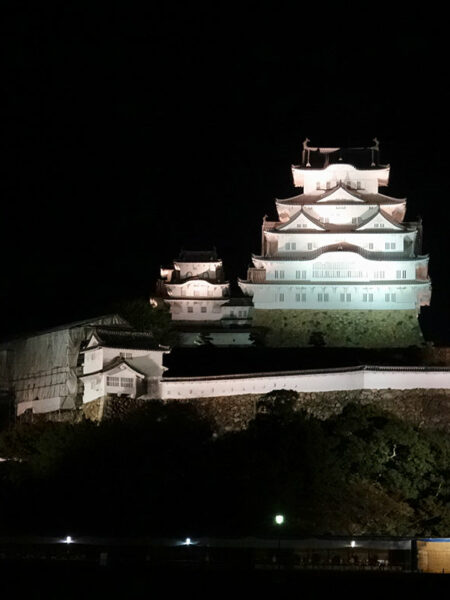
154,249,253,346
238,140,431,347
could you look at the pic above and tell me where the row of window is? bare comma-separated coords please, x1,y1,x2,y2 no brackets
273,270,408,280
316,181,363,190
106,376,134,388
278,292,398,303
281,240,399,252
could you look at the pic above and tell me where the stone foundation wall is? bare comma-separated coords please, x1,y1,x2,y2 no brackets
176,388,450,434
252,309,424,347
80,388,450,435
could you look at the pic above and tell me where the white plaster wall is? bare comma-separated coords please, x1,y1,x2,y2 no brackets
239,282,424,310
83,349,103,374
165,280,227,298
296,165,389,194
265,231,412,254
167,299,227,321
174,262,221,279
255,253,418,282
16,396,72,416
160,368,450,400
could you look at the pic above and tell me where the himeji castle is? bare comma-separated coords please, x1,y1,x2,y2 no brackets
153,249,253,346
238,139,432,347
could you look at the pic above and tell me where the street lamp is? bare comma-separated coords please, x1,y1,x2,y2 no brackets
274,515,285,568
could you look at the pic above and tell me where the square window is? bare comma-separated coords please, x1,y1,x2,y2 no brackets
280,270,285,279
201,306,207,313
346,293,351,302
307,243,313,250
291,242,296,250
187,306,193,313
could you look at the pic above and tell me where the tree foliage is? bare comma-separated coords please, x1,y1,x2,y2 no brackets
1,398,450,537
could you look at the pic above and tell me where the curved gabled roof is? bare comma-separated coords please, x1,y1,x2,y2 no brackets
276,182,405,206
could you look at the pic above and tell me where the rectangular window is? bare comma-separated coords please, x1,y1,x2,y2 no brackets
352,217,357,224
291,242,296,250
295,293,300,302
385,242,390,250
369,293,373,302
301,293,306,302
369,243,374,250
120,377,133,388
120,352,132,358
346,293,351,302
391,293,396,302
316,182,321,190
106,376,120,387
318,293,323,302
363,293,367,302
357,181,362,189
295,270,300,279
279,270,285,279
201,306,207,313
302,270,307,279
187,306,193,313
279,293,284,302
324,293,329,302
403,270,406,278
307,243,313,250
391,243,396,250
286,243,290,250
385,293,390,302
340,293,345,302
375,223,379,228
274,270,279,279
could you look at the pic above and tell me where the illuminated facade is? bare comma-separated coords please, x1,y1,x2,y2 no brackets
154,249,252,346
238,140,431,346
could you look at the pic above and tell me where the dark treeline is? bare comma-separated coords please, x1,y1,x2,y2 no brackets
1,395,450,538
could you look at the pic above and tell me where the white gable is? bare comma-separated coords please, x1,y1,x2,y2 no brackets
316,187,365,203
357,211,403,231
277,210,324,231
86,333,101,349
106,362,145,379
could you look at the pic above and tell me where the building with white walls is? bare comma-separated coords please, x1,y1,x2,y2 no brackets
79,326,169,404
238,140,431,346
153,249,253,346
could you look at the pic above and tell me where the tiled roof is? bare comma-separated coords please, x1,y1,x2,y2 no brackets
86,326,162,351
176,249,219,262
276,184,405,206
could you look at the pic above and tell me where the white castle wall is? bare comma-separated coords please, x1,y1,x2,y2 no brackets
160,367,450,400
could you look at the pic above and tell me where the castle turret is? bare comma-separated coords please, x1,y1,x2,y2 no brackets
238,140,431,347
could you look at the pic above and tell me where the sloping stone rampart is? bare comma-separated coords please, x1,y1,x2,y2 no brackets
80,388,450,435
252,309,424,347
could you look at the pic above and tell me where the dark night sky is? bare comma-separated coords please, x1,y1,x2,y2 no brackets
1,6,449,343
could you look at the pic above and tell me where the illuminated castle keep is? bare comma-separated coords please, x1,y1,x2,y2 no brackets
154,249,252,346
238,140,431,347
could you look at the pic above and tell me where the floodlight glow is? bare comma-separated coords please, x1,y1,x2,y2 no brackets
64,535,73,544
275,514,284,525
185,537,191,545
350,540,356,548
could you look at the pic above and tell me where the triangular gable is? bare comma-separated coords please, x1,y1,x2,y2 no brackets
357,209,404,231
276,208,325,231
316,184,365,203
86,333,101,349
105,360,146,379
